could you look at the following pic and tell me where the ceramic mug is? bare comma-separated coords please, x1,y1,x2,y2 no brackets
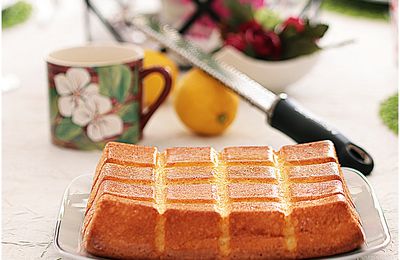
47,43,172,150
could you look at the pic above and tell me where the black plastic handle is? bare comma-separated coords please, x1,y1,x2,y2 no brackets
269,95,374,175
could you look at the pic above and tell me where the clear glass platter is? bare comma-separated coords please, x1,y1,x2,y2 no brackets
54,168,390,259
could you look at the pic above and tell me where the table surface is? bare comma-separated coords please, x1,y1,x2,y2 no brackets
2,0,398,259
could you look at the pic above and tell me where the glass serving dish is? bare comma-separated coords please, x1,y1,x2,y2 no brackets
54,168,390,259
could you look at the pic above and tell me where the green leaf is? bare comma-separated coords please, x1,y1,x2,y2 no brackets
96,65,121,97
314,24,329,38
96,65,132,103
224,0,254,30
280,26,299,40
118,102,140,123
55,118,83,142
278,19,327,60
304,22,329,39
49,87,58,123
118,125,140,144
72,132,105,150
115,65,132,103
281,38,321,60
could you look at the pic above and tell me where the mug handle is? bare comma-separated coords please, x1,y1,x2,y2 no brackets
139,66,172,130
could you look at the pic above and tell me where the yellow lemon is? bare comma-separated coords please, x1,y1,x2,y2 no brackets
174,68,239,136
143,50,179,107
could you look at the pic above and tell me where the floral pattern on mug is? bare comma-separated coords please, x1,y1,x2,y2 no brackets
51,66,135,147
54,67,124,142
72,95,123,142
54,68,99,117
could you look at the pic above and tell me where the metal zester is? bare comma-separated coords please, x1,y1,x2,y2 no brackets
131,16,374,175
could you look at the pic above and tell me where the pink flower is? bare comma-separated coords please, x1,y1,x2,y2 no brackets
225,33,247,51
281,17,305,33
245,29,281,58
225,20,281,59
180,0,265,38
238,19,263,32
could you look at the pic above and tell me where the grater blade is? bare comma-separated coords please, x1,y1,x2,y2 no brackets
130,16,278,115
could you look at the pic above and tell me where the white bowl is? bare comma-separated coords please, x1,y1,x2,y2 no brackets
214,46,320,93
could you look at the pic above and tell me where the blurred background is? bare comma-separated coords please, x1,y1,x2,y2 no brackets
1,0,398,139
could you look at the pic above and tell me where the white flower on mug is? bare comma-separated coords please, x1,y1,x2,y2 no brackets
54,68,99,117
72,95,123,142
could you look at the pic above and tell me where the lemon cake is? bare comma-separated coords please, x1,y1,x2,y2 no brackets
82,141,364,259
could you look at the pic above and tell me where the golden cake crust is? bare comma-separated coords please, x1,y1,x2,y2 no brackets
83,141,364,259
